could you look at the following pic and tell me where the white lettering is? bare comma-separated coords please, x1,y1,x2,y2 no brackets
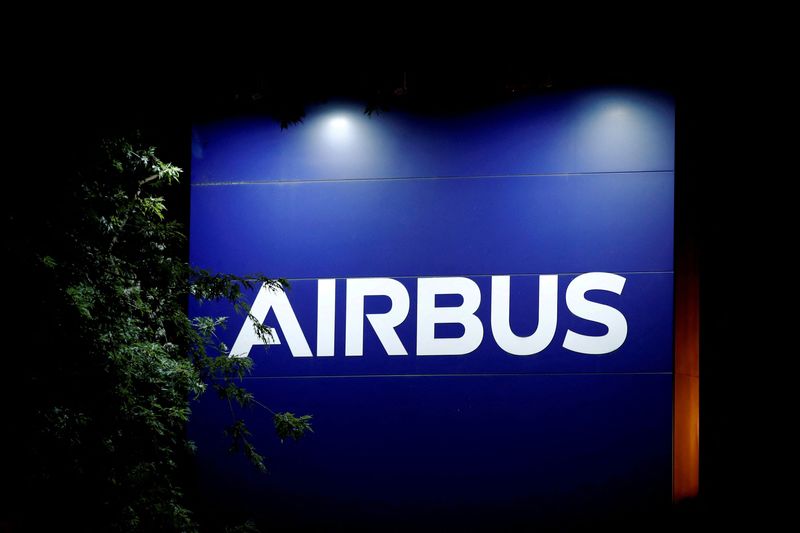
229,282,312,358
562,272,628,355
416,277,483,356
227,273,630,358
491,275,558,356
345,278,410,356
316,279,337,357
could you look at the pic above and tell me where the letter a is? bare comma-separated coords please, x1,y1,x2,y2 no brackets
229,282,312,358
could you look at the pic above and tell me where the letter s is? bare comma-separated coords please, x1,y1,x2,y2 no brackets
562,273,628,355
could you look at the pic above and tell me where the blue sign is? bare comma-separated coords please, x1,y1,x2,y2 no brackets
189,89,675,529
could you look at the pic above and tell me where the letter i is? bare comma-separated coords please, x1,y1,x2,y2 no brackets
317,279,336,356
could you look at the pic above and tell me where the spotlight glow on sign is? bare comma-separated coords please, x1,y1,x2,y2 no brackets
328,115,350,131
304,106,384,173
318,112,357,146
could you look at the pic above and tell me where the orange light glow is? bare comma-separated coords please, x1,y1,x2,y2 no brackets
674,242,700,500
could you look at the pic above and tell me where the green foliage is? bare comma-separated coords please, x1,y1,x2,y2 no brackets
274,412,314,443
224,521,261,533
21,137,310,532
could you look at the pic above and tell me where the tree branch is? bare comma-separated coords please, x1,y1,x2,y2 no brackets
138,173,159,187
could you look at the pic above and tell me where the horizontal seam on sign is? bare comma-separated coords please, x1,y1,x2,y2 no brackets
191,169,674,186
236,372,673,380
258,271,675,281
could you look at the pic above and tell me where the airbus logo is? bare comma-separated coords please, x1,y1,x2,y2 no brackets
231,273,628,358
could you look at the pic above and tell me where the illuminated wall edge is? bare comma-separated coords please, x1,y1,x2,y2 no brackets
673,210,700,500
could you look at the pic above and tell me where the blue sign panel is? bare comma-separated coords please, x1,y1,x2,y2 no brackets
189,89,674,529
